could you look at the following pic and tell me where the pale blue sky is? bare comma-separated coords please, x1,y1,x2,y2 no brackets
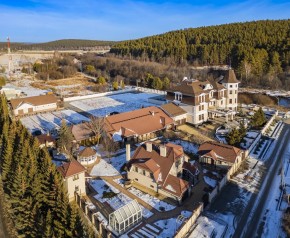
0,0,289,42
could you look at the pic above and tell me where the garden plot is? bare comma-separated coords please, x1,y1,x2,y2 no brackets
128,187,176,211
20,117,45,134
69,92,159,117
52,110,90,124
90,179,153,219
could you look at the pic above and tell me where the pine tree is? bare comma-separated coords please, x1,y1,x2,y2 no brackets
57,119,74,155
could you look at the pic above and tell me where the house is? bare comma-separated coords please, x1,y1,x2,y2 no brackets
35,134,56,148
166,69,239,125
198,141,245,173
10,94,58,116
57,160,86,201
127,142,199,204
160,102,187,126
104,106,174,143
71,123,96,145
77,147,98,166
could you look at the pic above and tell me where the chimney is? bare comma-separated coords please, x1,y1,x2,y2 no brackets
146,142,152,152
160,145,167,157
126,143,131,162
150,111,155,116
160,116,165,127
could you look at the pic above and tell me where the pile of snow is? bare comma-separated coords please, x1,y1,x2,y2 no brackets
204,176,218,188
128,187,176,211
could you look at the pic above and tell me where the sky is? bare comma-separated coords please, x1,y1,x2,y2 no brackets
0,0,289,42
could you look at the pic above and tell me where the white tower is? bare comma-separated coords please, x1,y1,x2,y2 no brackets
222,69,240,111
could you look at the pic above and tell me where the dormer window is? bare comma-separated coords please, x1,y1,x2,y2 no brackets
174,92,182,101
203,84,213,90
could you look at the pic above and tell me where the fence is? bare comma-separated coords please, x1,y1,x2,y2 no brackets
75,193,114,238
63,88,135,102
174,203,204,238
136,86,167,95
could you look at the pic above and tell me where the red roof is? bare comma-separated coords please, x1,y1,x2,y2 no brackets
198,141,242,164
129,143,189,198
57,160,86,178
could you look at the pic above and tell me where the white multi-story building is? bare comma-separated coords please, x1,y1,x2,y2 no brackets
166,69,239,125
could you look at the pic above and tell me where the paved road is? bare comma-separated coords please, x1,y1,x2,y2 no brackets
234,121,290,238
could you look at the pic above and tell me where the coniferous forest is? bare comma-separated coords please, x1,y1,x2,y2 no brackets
0,95,94,238
110,20,290,77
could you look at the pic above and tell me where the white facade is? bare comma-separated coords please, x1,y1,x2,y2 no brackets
223,83,239,111
13,102,57,116
64,172,86,201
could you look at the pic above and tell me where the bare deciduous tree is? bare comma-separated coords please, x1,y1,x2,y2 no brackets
82,116,105,145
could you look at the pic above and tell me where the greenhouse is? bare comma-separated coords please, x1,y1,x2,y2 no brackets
109,200,142,234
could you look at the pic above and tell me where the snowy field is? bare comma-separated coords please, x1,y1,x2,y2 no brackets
21,110,89,136
127,187,176,212
6,80,49,97
90,179,153,219
69,92,159,117
170,139,198,155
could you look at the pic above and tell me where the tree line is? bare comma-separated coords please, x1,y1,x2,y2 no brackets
110,20,290,89
0,95,94,237
0,39,115,51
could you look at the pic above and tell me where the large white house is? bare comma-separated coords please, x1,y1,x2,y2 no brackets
10,94,58,116
166,69,239,125
57,160,87,201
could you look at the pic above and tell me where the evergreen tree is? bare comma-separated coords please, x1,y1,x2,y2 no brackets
251,107,266,127
57,120,74,155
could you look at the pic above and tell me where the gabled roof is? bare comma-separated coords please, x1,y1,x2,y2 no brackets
198,141,242,164
105,106,173,139
57,159,86,178
10,94,58,110
78,147,96,158
167,80,212,96
221,69,239,84
161,103,187,117
129,143,189,198
35,134,56,145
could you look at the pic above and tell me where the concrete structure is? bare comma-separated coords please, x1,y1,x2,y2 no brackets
166,69,239,125
198,141,245,173
105,106,174,143
10,94,58,116
57,160,86,201
109,200,142,235
127,143,199,204
77,147,98,166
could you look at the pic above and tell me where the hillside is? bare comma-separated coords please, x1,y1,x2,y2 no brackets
0,39,116,51
110,20,290,71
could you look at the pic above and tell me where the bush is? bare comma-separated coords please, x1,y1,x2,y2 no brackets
0,76,6,87
102,191,117,199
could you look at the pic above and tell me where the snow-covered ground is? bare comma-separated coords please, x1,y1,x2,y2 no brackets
6,80,49,97
240,131,259,149
69,92,160,117
90,179,153,219
204,176,218,188
90,151,129,177
170,139,198,155
20,109,89,136
188,215,227,238
127,187,176,212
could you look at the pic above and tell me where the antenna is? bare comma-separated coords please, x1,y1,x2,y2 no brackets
7,37,10,54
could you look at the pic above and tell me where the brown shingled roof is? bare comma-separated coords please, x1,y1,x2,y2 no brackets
161,103,187,117
198,141,242,164
167,80,212,96
35,134,55,145
57,160,86,178
105,106,173,139
129,143,189,198
71,123,94,142
221,69,240,84
78,147,96,158
10,94,58,110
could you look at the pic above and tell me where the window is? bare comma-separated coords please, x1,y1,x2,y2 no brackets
142,170,146,176
150,173,154,179
135,178,138,181
75,185,79,191
230,85,233,88
235,99,237,103
73,174,79,181
229,99,232,104
134,166,138,173
150,185,154,188
229,90,232,94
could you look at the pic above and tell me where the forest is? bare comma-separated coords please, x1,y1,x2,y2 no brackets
0,95,94,238
0,39,115,51
110,20,290,89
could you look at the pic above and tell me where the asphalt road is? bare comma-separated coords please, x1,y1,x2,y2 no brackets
234,121,290,238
